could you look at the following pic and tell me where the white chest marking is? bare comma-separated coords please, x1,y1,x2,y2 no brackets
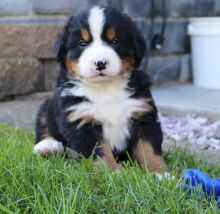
64,78,147,152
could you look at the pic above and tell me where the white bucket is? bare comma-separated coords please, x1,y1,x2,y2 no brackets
188,17,220,89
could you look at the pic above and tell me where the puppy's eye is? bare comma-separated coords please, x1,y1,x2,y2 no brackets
78,40,87,48
111,38,119,46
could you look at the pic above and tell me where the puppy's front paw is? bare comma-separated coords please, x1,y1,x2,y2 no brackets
33,138,64,156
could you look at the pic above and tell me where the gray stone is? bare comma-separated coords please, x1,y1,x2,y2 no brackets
0,0,32,16
215,0,220,15
124,0,150,17
43,60,60,91
135,19,189,54
107,0,122,10
0,17,65,58
0,100,43,130
33,0,71,14
142,55,181,84
170,0,215,17
15,92,53,101
124,0,171,17
159,19,189,54
0,58,43,100
134,18,151,40
33,0,108,14
68,0,108,13
179,55,192,83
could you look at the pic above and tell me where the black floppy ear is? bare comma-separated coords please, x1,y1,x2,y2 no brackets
133,29,146,66
56,32,66,63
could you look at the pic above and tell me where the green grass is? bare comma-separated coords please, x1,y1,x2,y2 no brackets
0,124,220,213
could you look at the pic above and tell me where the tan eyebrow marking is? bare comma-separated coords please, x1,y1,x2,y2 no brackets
106,27,116,41
80,28,91,42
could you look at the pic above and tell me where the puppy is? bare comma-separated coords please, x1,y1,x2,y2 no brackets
34,6,168,172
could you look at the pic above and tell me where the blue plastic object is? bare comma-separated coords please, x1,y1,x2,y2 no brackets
183,169,220,207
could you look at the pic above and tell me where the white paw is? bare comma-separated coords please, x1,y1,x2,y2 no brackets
156,172,175,181
33,138,64,156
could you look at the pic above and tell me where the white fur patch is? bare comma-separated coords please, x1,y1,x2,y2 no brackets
33,137,64,156
88,6,105,43
64,77,148,152
78,43,121,78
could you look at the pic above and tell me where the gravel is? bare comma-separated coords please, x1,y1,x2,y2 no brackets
159,113,220,150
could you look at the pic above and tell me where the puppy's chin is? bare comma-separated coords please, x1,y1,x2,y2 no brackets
78,71,131,84
81,74,120,83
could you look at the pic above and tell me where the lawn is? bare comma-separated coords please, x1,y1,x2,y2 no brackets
0,124,220,213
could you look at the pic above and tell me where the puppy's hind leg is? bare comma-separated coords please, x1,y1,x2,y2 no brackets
34,100,64,156
132,139,168,173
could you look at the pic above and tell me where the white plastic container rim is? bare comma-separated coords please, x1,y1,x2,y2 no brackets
188,17,220,36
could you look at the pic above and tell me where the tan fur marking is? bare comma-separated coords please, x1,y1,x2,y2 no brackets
94,143,120,172
106,27,116,41
67,111,95,128
80,28,91,42
132,99,153,119
132,140,168,172
66,111,76,122
121,57,136,74
79,115,95,124
67,111,94,123
65,55,80,76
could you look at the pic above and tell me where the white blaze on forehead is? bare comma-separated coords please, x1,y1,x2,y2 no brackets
88,6,105,42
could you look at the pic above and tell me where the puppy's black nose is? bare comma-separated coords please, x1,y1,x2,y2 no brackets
95,60,107,71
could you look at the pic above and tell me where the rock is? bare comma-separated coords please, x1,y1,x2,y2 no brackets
215,0,220,15
15,92,53,101
33,0,108,14
43,60,60,91
32,0,71,14
142,55,181,84
170,0,215,17
107,0,122,10
0,17,66,58
0,100,42,130
0,58,43,99
124,0,171,17
135,19,189,54
0,0,32,16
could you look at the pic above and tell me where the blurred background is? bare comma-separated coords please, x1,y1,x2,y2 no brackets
1,0,220,100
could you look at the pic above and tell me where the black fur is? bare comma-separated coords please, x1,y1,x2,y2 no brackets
35,6,163,162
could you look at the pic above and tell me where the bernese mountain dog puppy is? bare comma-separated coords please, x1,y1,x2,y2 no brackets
33,6,168,173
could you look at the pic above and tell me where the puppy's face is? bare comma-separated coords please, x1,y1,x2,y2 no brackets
57,6,146,80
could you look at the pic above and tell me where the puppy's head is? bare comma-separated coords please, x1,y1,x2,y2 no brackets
57,6,146,80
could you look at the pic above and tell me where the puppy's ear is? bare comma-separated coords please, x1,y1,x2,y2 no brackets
132,29,146,66
56,32,66,63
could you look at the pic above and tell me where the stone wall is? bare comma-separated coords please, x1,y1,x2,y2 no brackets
0,0,220,100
